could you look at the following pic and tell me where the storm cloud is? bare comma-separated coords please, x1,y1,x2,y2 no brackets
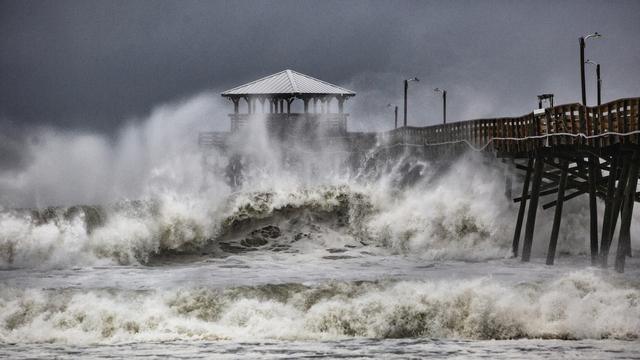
1,0,640,132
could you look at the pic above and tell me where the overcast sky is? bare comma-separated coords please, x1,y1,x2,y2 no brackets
2,0,640,134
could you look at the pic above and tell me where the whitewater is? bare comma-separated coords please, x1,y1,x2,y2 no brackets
1,93,639,359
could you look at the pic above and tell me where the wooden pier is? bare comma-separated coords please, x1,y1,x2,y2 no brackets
200,70,639,272
371,97,640,272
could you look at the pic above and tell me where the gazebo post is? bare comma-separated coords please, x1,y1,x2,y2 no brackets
244,96,250,114
232,97,239,114
287,98,294,114
303,97,309,113
338,96,344,114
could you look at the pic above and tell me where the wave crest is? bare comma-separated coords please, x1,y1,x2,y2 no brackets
1,271,637,343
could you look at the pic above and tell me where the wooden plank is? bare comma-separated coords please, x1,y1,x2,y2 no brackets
607,102,614,145
622,100,629,145
542,189,588,210
569,106,576,144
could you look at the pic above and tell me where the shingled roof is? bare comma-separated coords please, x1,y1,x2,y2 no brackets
221,69,355,97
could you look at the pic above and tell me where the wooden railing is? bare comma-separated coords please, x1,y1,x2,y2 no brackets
375,97,640,157
199,98,640,156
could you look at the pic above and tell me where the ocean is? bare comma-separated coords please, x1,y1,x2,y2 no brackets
1,102,638,359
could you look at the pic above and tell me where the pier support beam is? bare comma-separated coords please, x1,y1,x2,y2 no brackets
588,155,600,265
600,153,618,266
547,158,569,265
602,154,631,267
615,151,639,273
512,157,533,257
522,152,545,262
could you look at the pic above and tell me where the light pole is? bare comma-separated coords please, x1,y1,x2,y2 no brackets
387,103,398,129
585,59,602,107
433,88,447,124
579,33,602,267
580,32,601,105
404,77,419,127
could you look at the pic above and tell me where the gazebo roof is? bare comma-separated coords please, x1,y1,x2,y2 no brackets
221,69,355,97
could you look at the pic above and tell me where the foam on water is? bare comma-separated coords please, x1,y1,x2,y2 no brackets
0,270,638,344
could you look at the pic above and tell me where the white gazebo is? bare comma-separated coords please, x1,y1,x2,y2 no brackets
221,69,355,135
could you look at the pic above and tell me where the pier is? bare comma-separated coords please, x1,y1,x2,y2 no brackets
201,70,640,272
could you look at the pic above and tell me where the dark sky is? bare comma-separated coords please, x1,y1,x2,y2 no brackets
1,0,640,133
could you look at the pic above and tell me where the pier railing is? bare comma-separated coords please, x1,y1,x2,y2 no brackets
199,97,640,158
376,97,640,157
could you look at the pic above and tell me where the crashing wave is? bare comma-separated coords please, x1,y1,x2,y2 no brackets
0,186,375,267
0,270,637,343
3,151,619,268
0,177,516,268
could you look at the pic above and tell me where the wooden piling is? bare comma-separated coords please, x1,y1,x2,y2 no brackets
615,151,639,273
600,153,618,266
601,154,631,267
546,158,569,265
512,157,533,257
627,190,634,257
588,155,600,265
522,152,545,262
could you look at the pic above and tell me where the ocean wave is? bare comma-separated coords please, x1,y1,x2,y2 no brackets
0,196,217,268
1,270,637,344
0,186,374,267
0,180,513,268
4,151,631,268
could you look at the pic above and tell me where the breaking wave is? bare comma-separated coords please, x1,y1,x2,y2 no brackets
1,270,637,344
0,155,520,268
3,150,632,269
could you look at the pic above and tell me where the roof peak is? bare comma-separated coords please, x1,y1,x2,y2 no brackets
221,69,355,97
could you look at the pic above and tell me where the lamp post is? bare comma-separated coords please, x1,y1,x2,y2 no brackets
403,77,419,127
387,103,399,129
579,33,602,267
585,59,601,107
433,88,447,124
580,32,601,105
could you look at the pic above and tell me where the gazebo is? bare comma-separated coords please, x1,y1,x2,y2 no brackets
221,69,355,136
